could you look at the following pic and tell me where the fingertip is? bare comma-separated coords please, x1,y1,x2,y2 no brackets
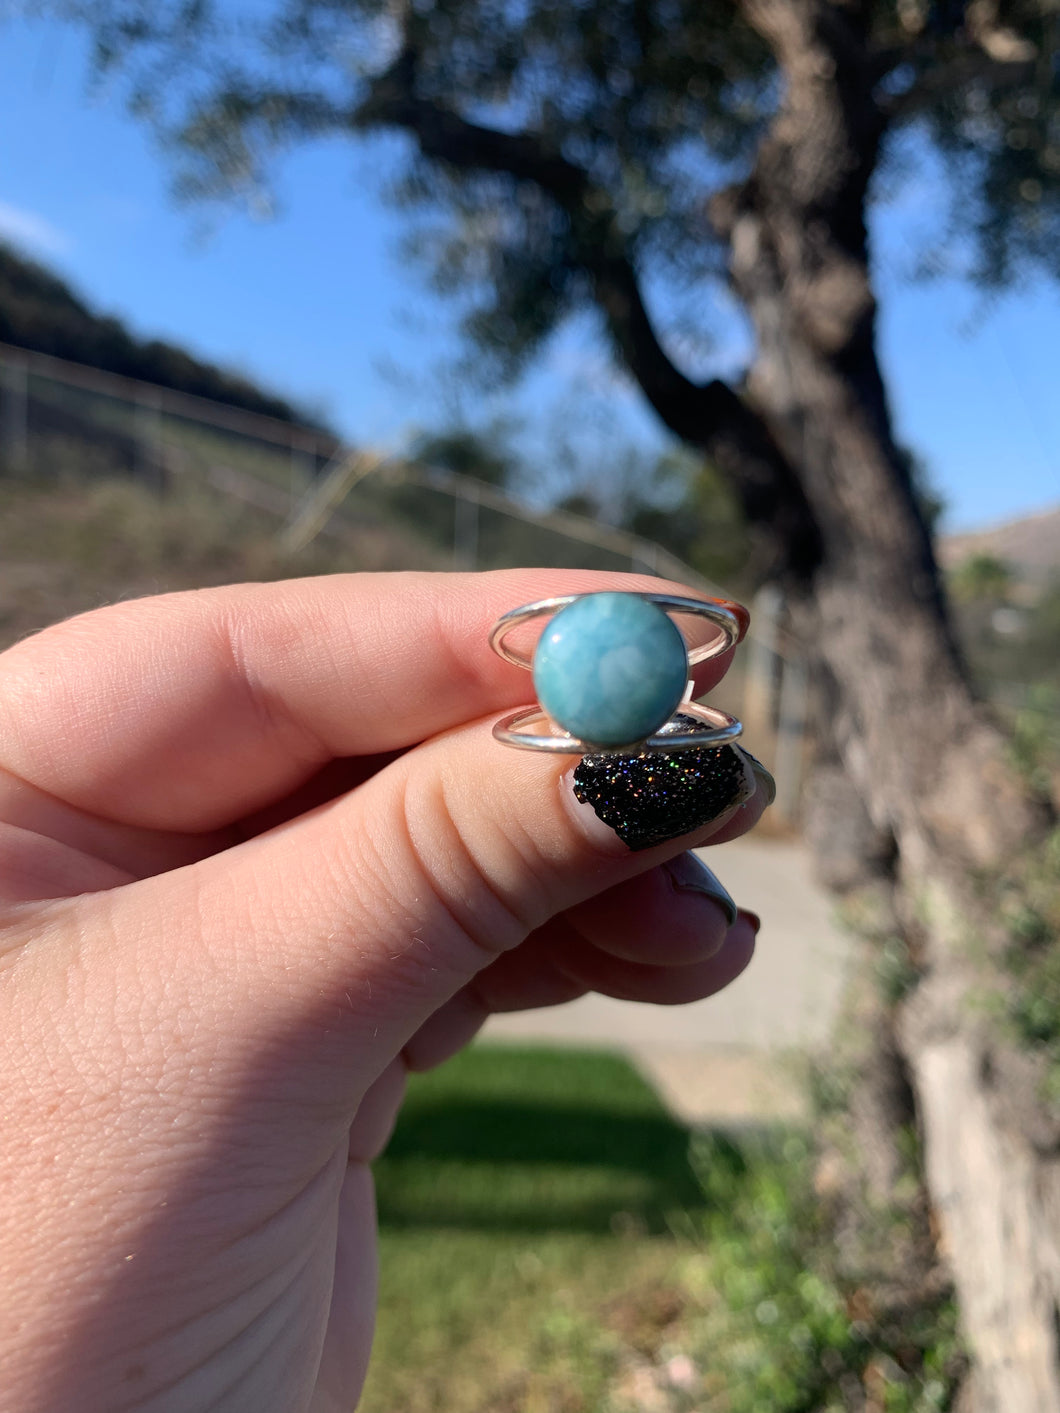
401,988,490,1072
714,596,751,643
550,911,757,1006
739,908,762,936
710,914,757,989
566,859,733,966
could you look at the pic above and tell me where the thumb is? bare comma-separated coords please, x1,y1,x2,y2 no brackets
105,712,756,1125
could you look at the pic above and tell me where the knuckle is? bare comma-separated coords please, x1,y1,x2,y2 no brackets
395,765,540,965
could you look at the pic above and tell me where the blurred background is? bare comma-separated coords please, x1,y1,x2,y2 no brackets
1,3,1059,1409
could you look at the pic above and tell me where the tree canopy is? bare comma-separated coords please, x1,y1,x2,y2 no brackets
39,0,1060,372
29,0,1058,584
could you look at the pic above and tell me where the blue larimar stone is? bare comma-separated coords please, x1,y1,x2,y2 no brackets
532,592,689,746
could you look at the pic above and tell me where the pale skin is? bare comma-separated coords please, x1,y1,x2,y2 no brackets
0,568,768,1413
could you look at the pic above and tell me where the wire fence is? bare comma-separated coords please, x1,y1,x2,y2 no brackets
0,339,811,819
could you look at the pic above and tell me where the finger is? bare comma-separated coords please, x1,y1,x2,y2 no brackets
347,1058,407,1163
0,821,134,904
313,1164,378,1411
0,570,746,834
699,748,776,845
550,916,757,1004
0,750,410,900
564,854,738,965
86,708,760,1122
401,903,759,1074
234,752,404,840
696,789,770,847
476,910,758,1010
402,989,494,1072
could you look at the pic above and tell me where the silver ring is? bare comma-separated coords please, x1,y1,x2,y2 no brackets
489,592,741,670
492,700,742,754
488,590,744,756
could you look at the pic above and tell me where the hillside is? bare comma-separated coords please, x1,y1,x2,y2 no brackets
0,242,324,429
940,504,1060,588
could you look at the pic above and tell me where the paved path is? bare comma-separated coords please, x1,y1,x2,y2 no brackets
481,835,853,1125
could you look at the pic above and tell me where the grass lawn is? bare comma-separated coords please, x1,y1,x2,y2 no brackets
361,1045,964,1413
363,1044,709,1413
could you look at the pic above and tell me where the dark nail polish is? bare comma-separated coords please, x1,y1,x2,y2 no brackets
663,853,738,926
572,715,755,852
736,748,777,807
741,910,762,935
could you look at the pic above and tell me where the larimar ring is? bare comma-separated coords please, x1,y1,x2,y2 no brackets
489,590,744,755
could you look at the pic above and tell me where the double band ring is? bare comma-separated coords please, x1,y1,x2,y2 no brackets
489,590,744,755
489,592,742,670
492,700,743,754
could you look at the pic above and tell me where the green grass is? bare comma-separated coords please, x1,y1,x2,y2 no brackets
362,1045,965,1413
375,1045,702,1235
364,1045,703,1413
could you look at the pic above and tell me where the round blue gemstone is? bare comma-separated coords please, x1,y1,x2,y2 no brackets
532,592,689,746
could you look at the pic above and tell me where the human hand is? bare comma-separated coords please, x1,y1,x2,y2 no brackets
0,569,769,1413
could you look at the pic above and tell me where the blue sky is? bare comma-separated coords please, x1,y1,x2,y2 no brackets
1,15,1057,533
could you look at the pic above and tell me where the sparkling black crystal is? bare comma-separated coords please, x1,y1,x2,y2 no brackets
572,715,753,851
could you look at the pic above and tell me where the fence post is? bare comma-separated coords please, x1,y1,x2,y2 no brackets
453,482,480,569
774,655,809,823
1,353,29,475
289,431,316,508
742,583,782,764
631,539,660,575
280,448,386,554
136,386,164,495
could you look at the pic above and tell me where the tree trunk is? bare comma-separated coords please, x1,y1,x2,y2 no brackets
711,2,1059,1406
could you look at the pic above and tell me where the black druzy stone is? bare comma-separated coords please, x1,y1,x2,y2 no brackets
572,716,753,851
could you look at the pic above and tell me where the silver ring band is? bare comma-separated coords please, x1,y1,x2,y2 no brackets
489,592,741,671
492,701,742,754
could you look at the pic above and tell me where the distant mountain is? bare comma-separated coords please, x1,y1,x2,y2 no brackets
940,505,1060,588
0,242,326,430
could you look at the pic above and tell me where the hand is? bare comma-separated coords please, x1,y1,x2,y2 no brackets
0,569,768,1413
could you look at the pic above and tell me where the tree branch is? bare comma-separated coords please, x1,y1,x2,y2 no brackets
354,50,822,578
356,49,590,202
877,47,1037,121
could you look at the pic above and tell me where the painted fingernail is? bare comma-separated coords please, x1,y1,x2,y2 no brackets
663,853,738,927
740,909,762,935
714,597,751,643
571,715,755,852
738,748,777,807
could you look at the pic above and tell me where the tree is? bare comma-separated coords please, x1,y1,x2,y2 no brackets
564,444,754,585
409,420,518,488
950,550,1016,605
24,1,1060,1404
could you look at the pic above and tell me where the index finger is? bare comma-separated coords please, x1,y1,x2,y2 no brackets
0,568,748,832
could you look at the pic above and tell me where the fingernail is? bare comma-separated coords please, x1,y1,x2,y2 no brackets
740,909,762,935
663,853,738,927
714,597,751,643
571,716,756,852
738,748,776,807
